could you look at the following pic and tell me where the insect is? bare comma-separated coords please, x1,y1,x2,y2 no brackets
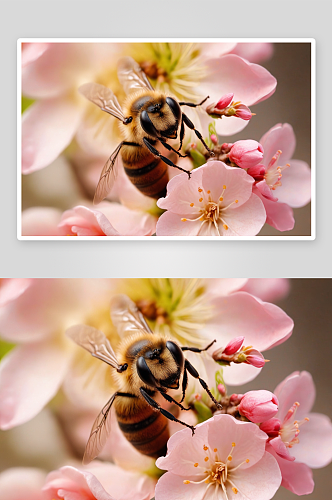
79,56,213,204
66,294,221,464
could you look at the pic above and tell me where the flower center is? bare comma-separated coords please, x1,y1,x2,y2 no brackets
280,402,309,448
183,443,249,499
265,150,290,191
181,186,239,235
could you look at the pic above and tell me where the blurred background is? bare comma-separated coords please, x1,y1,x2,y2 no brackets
0,279,330,499
22,42,312,236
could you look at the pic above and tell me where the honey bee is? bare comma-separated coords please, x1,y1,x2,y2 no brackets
79,57,213,203
66,294,221,464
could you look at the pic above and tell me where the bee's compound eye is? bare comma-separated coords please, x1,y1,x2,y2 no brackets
137,356,158,387
166,97,181,121
140,110,159,138
166,341,184,370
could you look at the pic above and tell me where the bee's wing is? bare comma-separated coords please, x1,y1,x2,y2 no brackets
110,294,153,337
83,393,116,465
93,142,123,205
117,56,154,94
66,324,122,371
79,82,126,122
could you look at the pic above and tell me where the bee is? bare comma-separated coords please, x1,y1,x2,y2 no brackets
79,57,213,204
66,294,221,464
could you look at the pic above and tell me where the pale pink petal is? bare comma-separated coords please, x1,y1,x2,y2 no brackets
231,43,274,64
291,413,332,468
241,278,290,302
157,168,203,215
254,188,295,231
155,472,208,500
76,107,121,157
96,203,157,236
206,278,248,296
22,207,63,236
201,42,237,58
0,278,32,307
267,445,314,495
274,371,315,421
59,206,119,236
269,436,295,461
22,98,83,173
223,363,262,386
156,211,210,236
275,160,311,208
256,180,278,201
0,341,71,429
220,193,266,236
22,42,50,67
260,123,296,167
202,161,254,208
202,55,277,136
0,467,46,500
230,452,281,500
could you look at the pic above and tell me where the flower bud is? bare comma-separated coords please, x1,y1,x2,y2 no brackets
217,384,226,396
233,103,253,120
223,336,245,355
238,390,279,423
229,393,244,405
243,348,266,368
210,134,218,145
247,164,266,181
259,418,281,438
229,140,264,169
216,93,234,110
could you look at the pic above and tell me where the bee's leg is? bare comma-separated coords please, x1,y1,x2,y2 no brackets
182,113,215,156
180,367,188,404
157,388,191,411
143,137,192,178
177,120,185,152
184,359,222,410
181,339,216,353
158,139,187,158
179,96,210,108
140,387,195,435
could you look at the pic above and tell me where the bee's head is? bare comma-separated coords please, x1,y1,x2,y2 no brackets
136,340,184,390
140,97,181,140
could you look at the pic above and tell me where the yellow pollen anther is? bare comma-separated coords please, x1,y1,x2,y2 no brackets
183,480,190,484
204,457,209,462
198,188,203,192
199,197,203,202
194,463,199,467
181,218,187,222
232,443,236,447
207,190,211,194
232,487,238,494
219,196,223,201
214,448,217,452
228,456,232,461
190,203,194,207
223,224,228,230
246,459,250,463
223,185,227,189
235,199,239,203
203,445,209,451
205,479,210,483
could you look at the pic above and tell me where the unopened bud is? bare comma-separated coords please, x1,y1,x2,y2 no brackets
260,418,281,438
217,384,226,396
247,164,266,181
229,393,244,405
229,140,264,169
210,134,218,145
223,336,245,355
216,93,234,110
239,390,279,423
232,103,253,120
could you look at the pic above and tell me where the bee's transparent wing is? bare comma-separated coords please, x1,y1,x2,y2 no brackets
79,82,126,122
110,294,153,337
93,142,123,205
66,324,122,371
117,56,154,94
83,393,116,465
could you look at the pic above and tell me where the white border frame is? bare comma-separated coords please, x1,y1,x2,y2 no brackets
17,38,316,241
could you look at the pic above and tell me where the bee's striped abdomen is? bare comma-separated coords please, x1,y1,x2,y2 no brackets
115,396,169,459
121,144,168,199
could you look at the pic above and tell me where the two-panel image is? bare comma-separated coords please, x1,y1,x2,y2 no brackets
1,39,330,500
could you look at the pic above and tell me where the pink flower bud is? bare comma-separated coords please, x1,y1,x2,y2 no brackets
234,103,253,120
247,164,266,181
229,140,264,169
221,143,233,153
244,348,266,368
238,390,279,423
216,93,234,110
260,418,281,438
223,336,245,355
210,134,218,145
230,393,244,405
217,384,226,396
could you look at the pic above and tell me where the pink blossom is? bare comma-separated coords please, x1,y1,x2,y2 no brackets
264,371,332,495
223,336,245,355
239,390,279,423
231,43,274,64
156,161,266,236
260,418,281,439
233,103,253,120
155,414,281,500
229,140,264,169
216,93,234,109
240,278,290,302
243,348,267,368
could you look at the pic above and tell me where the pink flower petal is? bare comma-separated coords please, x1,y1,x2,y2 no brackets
0,341,71,429
0,279,32,307
240,278,290,302
220,193,266,236
274,371,315,421
275,160,311,208
22,207,63,236
231,43,274,64
157,168,203,215
291,413,332,468
59,206,120,236
206,278,248,296
260,123,296,167
202,55,277,136
156,211,202,236
201,42,237,58
256,180,278,201
155,472,207,500
0,467,46,500
22,43,50,68
22,98,83,173
254,188,295,231
269,436,295,461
